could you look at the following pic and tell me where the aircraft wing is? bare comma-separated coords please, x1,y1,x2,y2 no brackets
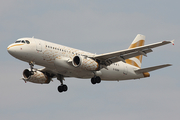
94,40,174,65
39,67,57,78
39,67,71,78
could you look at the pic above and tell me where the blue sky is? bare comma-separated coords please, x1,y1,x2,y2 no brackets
0,0,180,120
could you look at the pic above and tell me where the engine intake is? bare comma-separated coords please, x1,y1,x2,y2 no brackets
23,69,51,84
73,56,81,67
72,56,99,71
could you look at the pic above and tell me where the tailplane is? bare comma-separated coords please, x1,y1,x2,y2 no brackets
134,64,172,77
125,34,145,68
135,64,172,74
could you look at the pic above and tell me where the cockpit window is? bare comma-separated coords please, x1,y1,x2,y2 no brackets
15,41,21,43
15,40,30,44
25,40,30,44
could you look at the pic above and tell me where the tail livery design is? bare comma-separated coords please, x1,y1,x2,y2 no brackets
125,34,145,68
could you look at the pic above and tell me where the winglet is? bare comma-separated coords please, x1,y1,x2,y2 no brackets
171,40,175,45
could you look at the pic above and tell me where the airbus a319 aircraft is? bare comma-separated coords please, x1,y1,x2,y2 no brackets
7,34,174,93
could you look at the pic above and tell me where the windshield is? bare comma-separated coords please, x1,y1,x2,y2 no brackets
15,40,30,44
15,41,21,43
25,40,30,44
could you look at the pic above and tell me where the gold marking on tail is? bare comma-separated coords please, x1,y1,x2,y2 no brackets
125,59,140,68
129,40,145,49
125,40,145,68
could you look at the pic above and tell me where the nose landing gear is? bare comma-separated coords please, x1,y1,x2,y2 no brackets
29,61,35,75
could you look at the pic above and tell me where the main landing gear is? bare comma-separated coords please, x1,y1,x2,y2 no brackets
91,76,101,84
57,74,68,93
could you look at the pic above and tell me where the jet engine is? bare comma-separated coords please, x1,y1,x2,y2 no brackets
23,69,51,84
72,56,99,71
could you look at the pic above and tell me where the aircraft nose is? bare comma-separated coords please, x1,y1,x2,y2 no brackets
7,44,16,55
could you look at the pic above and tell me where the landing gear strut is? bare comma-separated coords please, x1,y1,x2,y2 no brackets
57,74,68,93
91,76,101,84
29,61,35,75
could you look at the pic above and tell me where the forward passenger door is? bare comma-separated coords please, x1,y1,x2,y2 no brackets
35,39,42,52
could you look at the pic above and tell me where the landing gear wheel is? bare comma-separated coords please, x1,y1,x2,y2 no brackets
62,84,68,92
57,84,68,93
96,76,101,83
91,78,96,84
91,76,101,84
58,85,63,93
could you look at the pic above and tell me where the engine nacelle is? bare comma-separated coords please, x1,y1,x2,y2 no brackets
72,56,99,71
23,69,51,84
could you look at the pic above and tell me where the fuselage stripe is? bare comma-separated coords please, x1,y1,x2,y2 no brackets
7,44,24,50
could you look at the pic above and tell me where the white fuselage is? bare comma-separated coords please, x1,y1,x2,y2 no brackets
7,38,144,81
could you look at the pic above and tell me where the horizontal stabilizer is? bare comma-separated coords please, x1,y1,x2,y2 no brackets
135,64,172,74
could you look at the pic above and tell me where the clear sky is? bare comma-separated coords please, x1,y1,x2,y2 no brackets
0,0,180,120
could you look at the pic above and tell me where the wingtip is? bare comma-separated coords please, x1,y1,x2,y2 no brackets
171,40,175,45
162,40,175,45
166,64,172,67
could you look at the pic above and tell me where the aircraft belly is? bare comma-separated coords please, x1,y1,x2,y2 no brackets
55,68,93,78
100,64,144,81
54,57,94,78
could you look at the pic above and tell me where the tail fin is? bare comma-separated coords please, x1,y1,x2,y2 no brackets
125,34,145,68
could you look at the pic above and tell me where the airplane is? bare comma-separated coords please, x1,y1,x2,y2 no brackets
7,34,174,93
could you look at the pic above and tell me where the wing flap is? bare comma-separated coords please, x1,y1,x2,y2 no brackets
103,49,153,65
123,48,153,59
39,67,57,78
135,64,172,74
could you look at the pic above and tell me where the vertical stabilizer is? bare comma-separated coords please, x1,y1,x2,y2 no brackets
125,34,145,68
